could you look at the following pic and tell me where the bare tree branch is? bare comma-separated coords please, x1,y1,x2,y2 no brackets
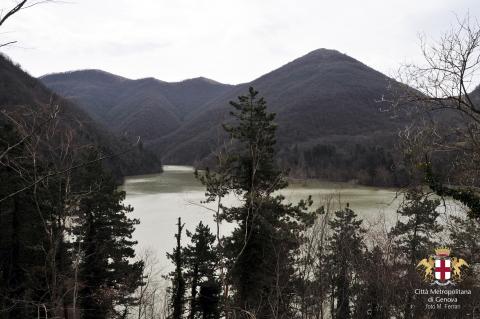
0,1,28,27
0,137,140,203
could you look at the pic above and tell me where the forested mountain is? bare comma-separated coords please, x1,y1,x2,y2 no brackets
152,49,401,154
42,49,411,186
0,54,162,178
149,49,410,186
42,70,233,140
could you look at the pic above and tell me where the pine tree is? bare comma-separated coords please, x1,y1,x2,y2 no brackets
72,154,144,319
389,190,442,318
0,124,46,317
167,217,186,319
222,87,288,196
448,215,480,312
201,87,316,318
184,222,220,319
198,281,221,319
355,246,392,319
1,122,147,318
390,190,442,267
449,215,480,264
325,205,365,319
447,215,479,298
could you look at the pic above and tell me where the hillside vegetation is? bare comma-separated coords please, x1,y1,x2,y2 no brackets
1,54,162,179
42,49,413,186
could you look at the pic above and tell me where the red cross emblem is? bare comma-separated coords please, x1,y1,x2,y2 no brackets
434,257,451,282
417,248,469,286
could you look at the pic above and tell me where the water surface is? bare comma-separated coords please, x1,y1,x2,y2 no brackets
122,165,400,268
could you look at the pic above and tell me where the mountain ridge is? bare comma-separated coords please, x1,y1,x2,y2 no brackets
41,48,412,185
0,53,162,179
146,48,404,163
42,68,234,140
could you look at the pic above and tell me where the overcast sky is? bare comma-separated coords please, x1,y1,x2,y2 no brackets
1,0,479,84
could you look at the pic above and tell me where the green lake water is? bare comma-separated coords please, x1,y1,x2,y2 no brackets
122,165,403,268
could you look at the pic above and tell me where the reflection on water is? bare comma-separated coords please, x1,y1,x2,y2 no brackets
122,166,204,194
122,165,400,268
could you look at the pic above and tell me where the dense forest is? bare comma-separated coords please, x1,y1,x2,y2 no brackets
0,53,163,179
158,84,480,318
2,1,480,319
41,49,409,187
0,107,144,317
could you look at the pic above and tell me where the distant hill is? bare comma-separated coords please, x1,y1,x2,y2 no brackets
0,54,162,178
42,70,233,141
41,49,413,186
149,49,404,161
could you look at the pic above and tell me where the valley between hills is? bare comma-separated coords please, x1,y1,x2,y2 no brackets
40,48,413,187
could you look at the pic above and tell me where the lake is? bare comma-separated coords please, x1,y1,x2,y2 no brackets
121,165,402,269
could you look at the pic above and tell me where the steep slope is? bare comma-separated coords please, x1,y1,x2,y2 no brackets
41,71,234,140
39,48,414,186
38,70,129,122
151,49,405,164
0,54,162,178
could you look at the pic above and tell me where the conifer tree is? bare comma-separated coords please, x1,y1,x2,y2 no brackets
184,222,219,319
390,190,442,267
355,246,392,319
389,190,441,318
0,122,78,317
448,215,480,311
167,217,186,319
72,154,144,319
449,215,480,264
325,206,365,319
198,282,221,319
200,87,316,318
0,124,46,317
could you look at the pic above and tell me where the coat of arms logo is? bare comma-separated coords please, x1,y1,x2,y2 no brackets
417,247,469,286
